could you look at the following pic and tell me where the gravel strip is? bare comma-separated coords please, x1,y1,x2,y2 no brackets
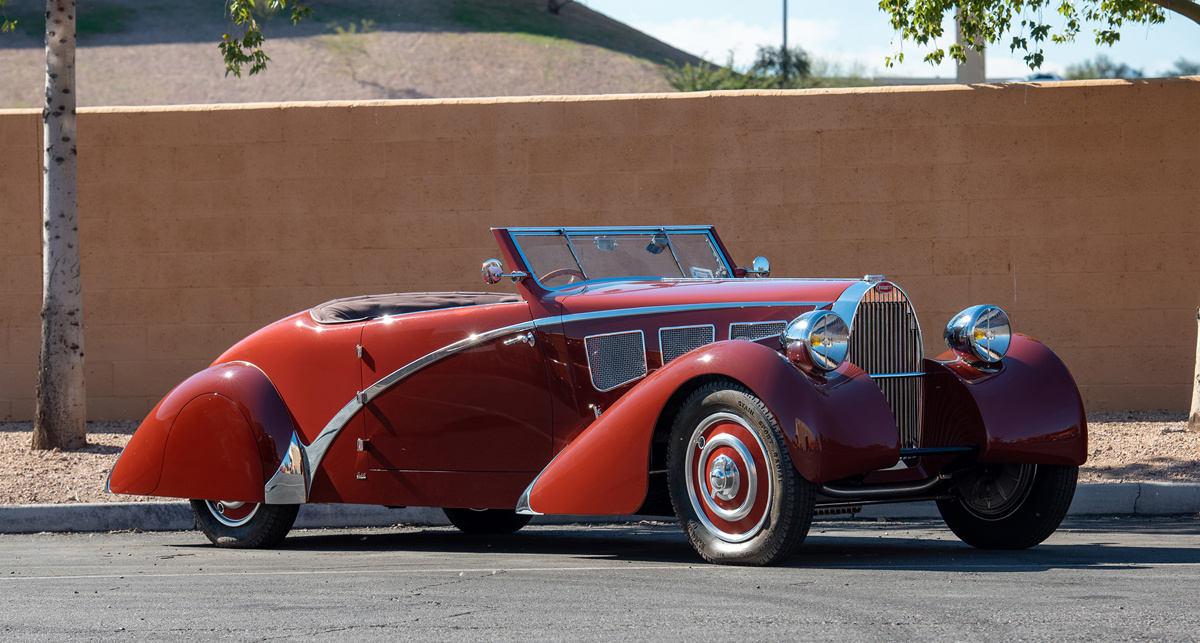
1,411,1196,505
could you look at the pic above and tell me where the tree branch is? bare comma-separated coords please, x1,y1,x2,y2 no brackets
1145,0,1200,26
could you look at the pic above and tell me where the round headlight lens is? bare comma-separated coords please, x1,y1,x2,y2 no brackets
944,305,1011,364
780,310,849,373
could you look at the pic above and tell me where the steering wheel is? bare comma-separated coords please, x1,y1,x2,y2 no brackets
541,268,586,284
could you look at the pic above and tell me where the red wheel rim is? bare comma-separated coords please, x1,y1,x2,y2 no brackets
684,413,772,543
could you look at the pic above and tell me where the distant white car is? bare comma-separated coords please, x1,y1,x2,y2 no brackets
1011,73,1065,82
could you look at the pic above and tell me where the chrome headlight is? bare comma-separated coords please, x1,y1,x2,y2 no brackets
944,305,1011,364
780,310,849,373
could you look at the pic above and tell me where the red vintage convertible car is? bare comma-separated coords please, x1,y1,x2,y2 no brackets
109,226,1086,565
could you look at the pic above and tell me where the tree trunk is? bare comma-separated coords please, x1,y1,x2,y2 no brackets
31,0,85,451
1190,307,1200,432
1146,0,1200,27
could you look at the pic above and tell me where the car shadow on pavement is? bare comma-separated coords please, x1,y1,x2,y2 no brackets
170,517,1200,571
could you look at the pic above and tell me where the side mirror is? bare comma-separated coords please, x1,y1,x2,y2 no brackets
745,256,771,278
483,259,505,285
482,258,528,285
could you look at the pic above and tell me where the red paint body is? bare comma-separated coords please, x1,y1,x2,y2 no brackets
110,226,1087,516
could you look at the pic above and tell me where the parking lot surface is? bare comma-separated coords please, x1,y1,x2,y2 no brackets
2,516,1198,641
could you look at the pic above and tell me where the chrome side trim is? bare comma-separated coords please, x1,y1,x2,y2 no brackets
543,301,825,328
361,321,537,404
268,319,538,504
515,483,541,515
264,432,310,504
302,397,365,491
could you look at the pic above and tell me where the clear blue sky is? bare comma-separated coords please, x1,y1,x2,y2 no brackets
581,0,1199,79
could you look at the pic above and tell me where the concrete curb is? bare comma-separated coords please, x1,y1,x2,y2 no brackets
0,483,1196,535
856,482,1200,520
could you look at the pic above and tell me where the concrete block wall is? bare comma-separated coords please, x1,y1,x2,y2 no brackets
1,78,1197,420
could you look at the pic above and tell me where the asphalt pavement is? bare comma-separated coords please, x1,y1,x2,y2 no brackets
2,517,1199,641
2,481,1198,534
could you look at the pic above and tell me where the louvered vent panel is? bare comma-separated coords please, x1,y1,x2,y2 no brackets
585,331,647,391
729,321,787,342
846,285,924,450
660,325,715,363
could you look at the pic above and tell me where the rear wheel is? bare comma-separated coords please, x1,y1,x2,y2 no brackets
190,499,298,549
666,382,814,566
937,463,1077,549
443,508,531,535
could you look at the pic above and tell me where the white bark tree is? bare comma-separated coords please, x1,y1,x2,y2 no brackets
31,0,85,450
1,0,310,450
1190,307,1200,432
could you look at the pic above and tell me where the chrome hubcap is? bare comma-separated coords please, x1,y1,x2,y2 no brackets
206,500,259,528
684,412,772,544
216,501,245,514
708,455,740,501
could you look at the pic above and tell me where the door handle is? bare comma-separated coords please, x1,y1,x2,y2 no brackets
504,331,536,347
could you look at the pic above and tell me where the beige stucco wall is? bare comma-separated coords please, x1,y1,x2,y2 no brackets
1,78,1197,421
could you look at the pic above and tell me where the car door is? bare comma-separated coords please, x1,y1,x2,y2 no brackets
359,302,554,473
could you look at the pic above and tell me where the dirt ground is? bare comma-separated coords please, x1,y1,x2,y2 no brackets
0,0,691,109
1,410,1194,505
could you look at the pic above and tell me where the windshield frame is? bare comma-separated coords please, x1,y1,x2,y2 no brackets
507,226,735,291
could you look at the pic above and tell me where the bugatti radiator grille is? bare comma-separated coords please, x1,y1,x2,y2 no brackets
730,321,787,342
585,330,648,392
660,325,715,363
846,285,924,450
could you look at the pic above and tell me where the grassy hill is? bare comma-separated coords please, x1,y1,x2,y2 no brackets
0,0,700,108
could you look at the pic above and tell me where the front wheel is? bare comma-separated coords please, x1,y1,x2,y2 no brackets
666,382,814,566
443,508,531,535
190,499,299,549
937,463,1077,549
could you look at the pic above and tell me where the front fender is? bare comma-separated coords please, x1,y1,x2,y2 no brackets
521,341,899,516
108,362,297,502
923,334,1087,466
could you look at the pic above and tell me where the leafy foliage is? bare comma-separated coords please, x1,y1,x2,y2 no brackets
877,0,1175,70
1170,57,1200,75
1,0,14,34
664,46,813,91
1066,54,1143,79
221,0,314,77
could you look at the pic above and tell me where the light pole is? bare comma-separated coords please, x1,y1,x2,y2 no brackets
781,0,789,84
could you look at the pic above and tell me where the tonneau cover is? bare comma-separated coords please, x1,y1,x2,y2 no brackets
310,292,522,324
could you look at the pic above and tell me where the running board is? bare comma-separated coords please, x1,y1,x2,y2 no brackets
817,473,953,500
898,446,977,458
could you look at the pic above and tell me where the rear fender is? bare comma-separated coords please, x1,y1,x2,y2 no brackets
924,334,1087,466
519,341,899,516
108,362,297,502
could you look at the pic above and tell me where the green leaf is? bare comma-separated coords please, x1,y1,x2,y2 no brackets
221,0,311,77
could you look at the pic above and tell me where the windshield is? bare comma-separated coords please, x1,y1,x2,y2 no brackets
511,228,732,288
